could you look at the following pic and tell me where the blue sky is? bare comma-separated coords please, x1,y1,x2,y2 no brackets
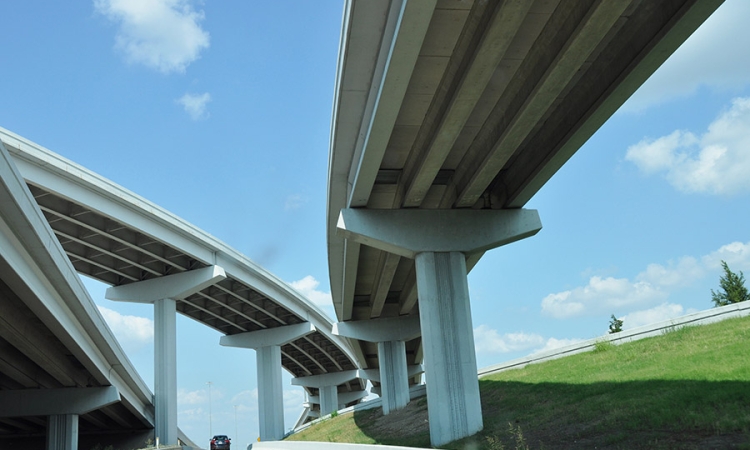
2,0,750,446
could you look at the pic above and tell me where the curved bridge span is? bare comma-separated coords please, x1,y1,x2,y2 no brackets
0,128,367,447
327,0,724,446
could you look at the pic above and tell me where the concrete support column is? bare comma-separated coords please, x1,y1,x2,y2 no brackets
47,414,77,450
318,385,339,416
336,208,542,446
416,251,482,445
291,369,363,417
332,314,420,415
377,340,409,414
220,322,317,441
154,297,177,446
106,265,227,446
256,345,284,441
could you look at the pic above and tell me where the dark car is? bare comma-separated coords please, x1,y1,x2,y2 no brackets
210,435,231,450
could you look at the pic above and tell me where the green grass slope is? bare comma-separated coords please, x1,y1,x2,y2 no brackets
287,315,750,449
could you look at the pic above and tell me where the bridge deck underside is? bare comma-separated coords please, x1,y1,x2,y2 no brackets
26,181,364,398
330,0,720,377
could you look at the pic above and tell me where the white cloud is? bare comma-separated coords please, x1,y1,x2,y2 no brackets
95,0,210,73
178,92,211,120
473,325,545,354
289,276,333,308
530,337,584,355
626,97,750,195
97,305,153,351
702,241,750,271
541,241,750,319
473,326,585,357
623,0,750,111
285,194,305,211
284,388,305,409
178,388,208,405
621,303,698,330
178,407,204,420
636,256,704,288
231,389,258,406
541,276,666,319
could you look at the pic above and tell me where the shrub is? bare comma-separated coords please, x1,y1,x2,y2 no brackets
609,314,623,334
711,260,750,306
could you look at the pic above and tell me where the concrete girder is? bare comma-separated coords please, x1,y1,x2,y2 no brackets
452,0,632,208
0,282,81,387
347,0,438,208
0,386,120,417
337,208,542,259
220,322,316,349
369,252,400,318
333,315,420,343
304,389,368,408
105,265,226,303
291,369,360,389
351,364,423,383
401,0,534,208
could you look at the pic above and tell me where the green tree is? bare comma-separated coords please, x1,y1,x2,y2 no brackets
711,260,750,307
608,314,623,334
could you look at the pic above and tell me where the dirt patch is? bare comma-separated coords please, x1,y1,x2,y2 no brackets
353,397,430,445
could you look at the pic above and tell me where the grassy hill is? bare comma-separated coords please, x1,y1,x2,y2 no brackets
286,315,750,449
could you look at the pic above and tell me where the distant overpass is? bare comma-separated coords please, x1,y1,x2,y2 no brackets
327,0,724,446
0,128,368,446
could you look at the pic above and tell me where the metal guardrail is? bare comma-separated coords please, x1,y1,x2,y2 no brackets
478,301,750,378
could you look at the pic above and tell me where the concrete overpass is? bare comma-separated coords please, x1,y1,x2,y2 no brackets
0,139,169,449
0,127,368,446
327,0,724,446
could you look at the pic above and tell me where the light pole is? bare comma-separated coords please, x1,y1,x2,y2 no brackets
234,405,238,442
207,381,213,438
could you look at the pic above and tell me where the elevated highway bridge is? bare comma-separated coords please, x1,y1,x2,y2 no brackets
0,129,368,447
0,0,726,448
327,0,724,445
